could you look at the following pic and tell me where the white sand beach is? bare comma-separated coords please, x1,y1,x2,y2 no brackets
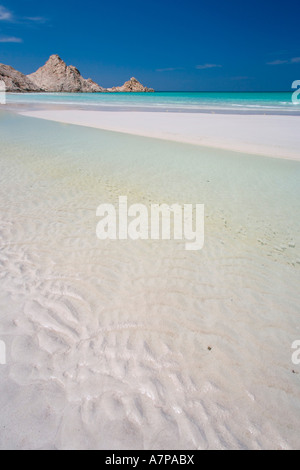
0,108,300,450
19,109,300,160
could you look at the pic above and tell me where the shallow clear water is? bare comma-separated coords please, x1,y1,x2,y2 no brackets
0,110,300,449
6,91,300,114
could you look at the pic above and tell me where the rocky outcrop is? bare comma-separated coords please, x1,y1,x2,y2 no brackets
27,55,105,93
0,56,154,93
108,77,154,92
0,63,41,92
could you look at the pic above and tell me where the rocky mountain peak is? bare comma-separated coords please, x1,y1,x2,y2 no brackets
0,63,41,92
27,55,104,93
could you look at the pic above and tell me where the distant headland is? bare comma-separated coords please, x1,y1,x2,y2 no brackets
0,54,154,93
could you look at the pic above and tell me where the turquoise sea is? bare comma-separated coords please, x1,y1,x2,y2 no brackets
6,91,300,114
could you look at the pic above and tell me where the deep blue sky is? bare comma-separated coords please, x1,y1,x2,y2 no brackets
0,0,299,91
